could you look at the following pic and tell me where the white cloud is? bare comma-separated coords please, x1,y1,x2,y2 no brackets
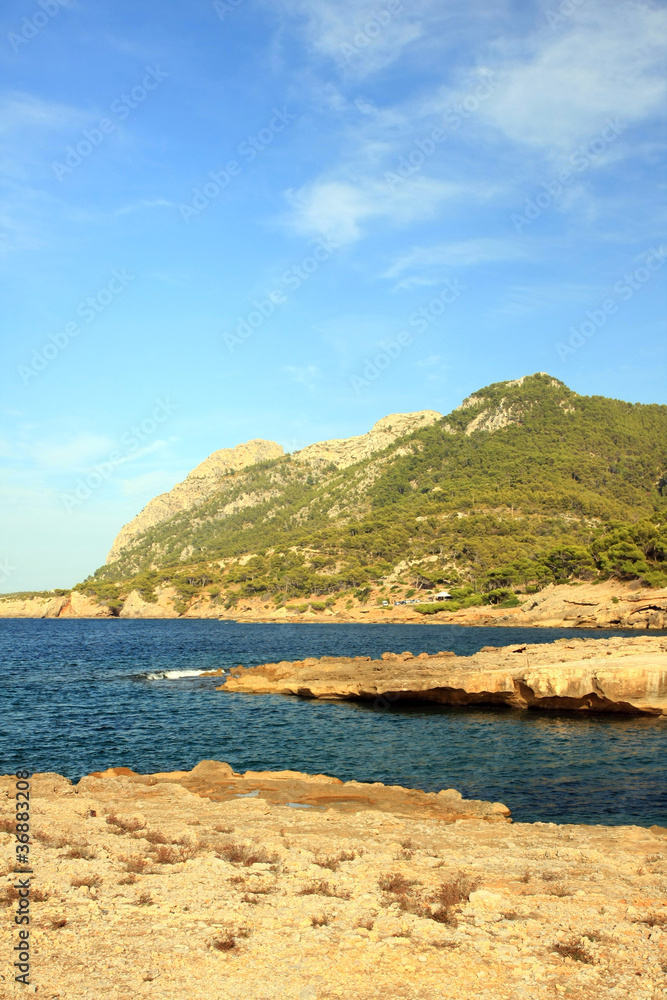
114,199,174,216
0,92,87,137
283,364,321,390
286,175,460,243
277,0,424,76
483,2,667,152
385,239,525,282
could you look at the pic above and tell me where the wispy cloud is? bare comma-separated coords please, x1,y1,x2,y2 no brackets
286,175,461,244
283,364,321,390
483,2,667,153
385,238,525,285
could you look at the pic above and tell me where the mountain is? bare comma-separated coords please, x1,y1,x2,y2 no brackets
78,374,667,613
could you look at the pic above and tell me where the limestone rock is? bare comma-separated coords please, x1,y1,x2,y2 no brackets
106,439,284,563
293,411,441,469
220,636,667,715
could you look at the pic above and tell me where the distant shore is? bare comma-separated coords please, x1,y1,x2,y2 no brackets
1,579,666,630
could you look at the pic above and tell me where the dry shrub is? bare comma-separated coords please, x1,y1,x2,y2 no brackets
33,830,67,848
356,915,375,930
137,892,154,906
106,813,145,834
317,850,356,871
378,873,416,895
211,932,236,951
541,871,559,882
519,869,531,883
31,888,49,902
215,841,276,867
67,845,96,860
0,886,20,906
431,874,479,909
298,880,350,899
70,874,101,889
119,874,137,885
430,939,457,949
213,824,234,834
144,830,168,845
548,885,571,897
121,855,149,874
311,913,330,927
151,844,195,865
241,893,260,904
430,905,458,926
0,817,14,833
553,937,594,964
639,912,667,928
51,915,67,929
426,873,479,926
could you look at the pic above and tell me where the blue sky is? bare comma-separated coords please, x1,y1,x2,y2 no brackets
1,0,666,592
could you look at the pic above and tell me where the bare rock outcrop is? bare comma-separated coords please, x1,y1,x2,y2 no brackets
106,438,284,563
293,410,441,469
220,636,667,716
0,594,68,618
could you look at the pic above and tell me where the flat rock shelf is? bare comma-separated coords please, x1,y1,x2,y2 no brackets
220,634,667,716
3,761,666,1000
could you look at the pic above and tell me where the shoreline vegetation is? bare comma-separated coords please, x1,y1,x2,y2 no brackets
1,578,666,630
2,761,665,998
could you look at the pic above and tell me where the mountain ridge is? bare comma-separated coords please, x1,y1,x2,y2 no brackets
74,373,667,614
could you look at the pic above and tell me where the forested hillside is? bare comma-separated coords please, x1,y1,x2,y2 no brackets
76,374,667,614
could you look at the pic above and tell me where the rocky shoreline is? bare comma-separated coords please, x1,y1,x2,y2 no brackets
1,580,667,630
2,762,666,999
221,635,667,716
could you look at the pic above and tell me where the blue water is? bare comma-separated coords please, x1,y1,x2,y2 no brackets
1,619,665,827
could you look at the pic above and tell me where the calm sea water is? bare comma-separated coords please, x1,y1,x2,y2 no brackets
1,619,665,827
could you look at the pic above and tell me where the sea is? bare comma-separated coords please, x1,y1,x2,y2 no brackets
2,618,665,827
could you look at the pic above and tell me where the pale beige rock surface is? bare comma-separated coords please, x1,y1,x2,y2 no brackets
293,411,441,469
106,439,284,563
1,763,665,999
221,635,667,716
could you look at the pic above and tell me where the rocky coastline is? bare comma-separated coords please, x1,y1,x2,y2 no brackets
2,761,665,999
1,580,666,631
221,635,667,716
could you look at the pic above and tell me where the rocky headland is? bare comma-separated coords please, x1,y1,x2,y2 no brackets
221,635,667,716
2,761,666,999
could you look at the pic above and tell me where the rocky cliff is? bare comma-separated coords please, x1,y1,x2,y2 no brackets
106,438,284,563
293,410,441,468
